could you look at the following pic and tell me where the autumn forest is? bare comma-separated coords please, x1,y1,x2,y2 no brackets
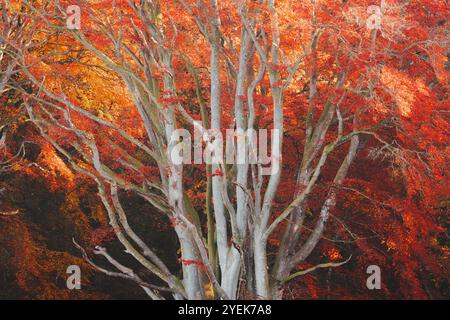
0,0,448,300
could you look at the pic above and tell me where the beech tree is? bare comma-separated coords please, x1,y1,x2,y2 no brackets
14,0,448,299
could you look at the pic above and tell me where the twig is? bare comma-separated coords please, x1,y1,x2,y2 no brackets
286,255,352,281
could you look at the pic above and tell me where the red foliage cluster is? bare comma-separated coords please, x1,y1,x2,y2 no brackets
206,169,224,177
90,226,116,247
178,258,208,272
